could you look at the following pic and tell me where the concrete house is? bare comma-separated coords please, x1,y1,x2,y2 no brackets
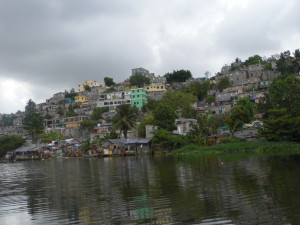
130,88,148,109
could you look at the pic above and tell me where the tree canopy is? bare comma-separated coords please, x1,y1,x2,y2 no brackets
216,77,231,92
129,74,150,87
268,74,300,116
243,55,262,66
0,135,26,157
164,70,192,83
104,77,116,87
91,107,109,121
112,104,138,138
0,114,15,127
161,91,197,118
187,113,221,145
259,74,300,141
185,81,211,101
23,99,44,143
153,104,178,131
225,98,254,134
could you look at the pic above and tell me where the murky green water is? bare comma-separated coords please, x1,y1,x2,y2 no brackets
1,155,300,224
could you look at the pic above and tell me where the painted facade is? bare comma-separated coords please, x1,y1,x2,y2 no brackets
130,88,148,109
77,80,105,92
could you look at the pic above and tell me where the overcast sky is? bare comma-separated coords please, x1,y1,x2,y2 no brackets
0,0,299,114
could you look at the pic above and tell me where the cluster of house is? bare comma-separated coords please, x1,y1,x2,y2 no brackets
4,137,153,160
0,63,279,141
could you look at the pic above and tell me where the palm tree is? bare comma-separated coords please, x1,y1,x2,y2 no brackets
113,104,137,139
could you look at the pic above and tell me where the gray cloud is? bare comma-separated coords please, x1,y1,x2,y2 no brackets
0,0,299,113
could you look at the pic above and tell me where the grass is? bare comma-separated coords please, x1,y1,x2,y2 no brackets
171,142,300,156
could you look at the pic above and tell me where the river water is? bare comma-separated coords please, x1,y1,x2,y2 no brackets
1,154,300,225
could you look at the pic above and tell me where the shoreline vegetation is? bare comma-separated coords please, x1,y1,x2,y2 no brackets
171,140,300,156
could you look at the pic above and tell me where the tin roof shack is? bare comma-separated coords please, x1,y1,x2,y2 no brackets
124,139,152,155
173,118,197,135
101,139,126,156
90,123,113,141
13,145,43,160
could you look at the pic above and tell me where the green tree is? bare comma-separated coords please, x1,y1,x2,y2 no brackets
259,74,300,141
153,104,178,131
243,55,262,66
185,81,211,101
259,109,300,141
57,106,64,116
152,129,188,151
129,74,150,87
0,114,15,127
112,104,138,138
187,113,220,145
216,77,231,92
23,99,44,143
44,114,52,120
104,77,116,87
161,91,197,118
84,85,91,91
91,107,109,121
269,74,300,116
0,135,26,157
39,131,66,143
65,104,78,117
205,95,216,104
141,98,160,113
80,120,97,132
225,98,254,134
164,70,192,83
65,91,78,100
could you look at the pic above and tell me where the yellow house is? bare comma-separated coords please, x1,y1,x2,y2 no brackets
75,96,89,103
65,116,87,128
145,83,166,92
77,80,106,92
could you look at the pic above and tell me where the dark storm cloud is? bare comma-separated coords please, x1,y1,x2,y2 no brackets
0,0,299,113
0,0,152,89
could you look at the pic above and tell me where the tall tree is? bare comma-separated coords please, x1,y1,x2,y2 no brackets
129,74,150,87
259,74,300,141
112,104,138,139
259,109,300,141
91,107,109,121
164,69,192,83
216,77,231,92
185,80,211,101
188,113,220,145
23,99,44,143
153,104,178,131
161,91,197,118
0,136,26,157
225,98,254,134
104,77,116,87
269,74,300,116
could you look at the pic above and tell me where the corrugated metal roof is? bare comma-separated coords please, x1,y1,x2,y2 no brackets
14,144,38,153
125,139,152,145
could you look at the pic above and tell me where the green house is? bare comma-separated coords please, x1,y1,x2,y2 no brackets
130,88,148,109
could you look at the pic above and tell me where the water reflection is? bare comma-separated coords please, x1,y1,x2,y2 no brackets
0,155,300,224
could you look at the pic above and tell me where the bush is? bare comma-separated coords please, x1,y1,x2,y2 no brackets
221,138,245,144
0,136,26,157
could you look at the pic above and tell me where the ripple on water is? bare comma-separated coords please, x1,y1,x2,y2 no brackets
0,156,300,224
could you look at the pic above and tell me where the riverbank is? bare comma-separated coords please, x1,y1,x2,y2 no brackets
171,141,300,156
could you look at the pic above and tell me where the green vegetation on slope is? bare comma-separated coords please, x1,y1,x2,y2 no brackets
171,142,300,155
0,136,26,157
